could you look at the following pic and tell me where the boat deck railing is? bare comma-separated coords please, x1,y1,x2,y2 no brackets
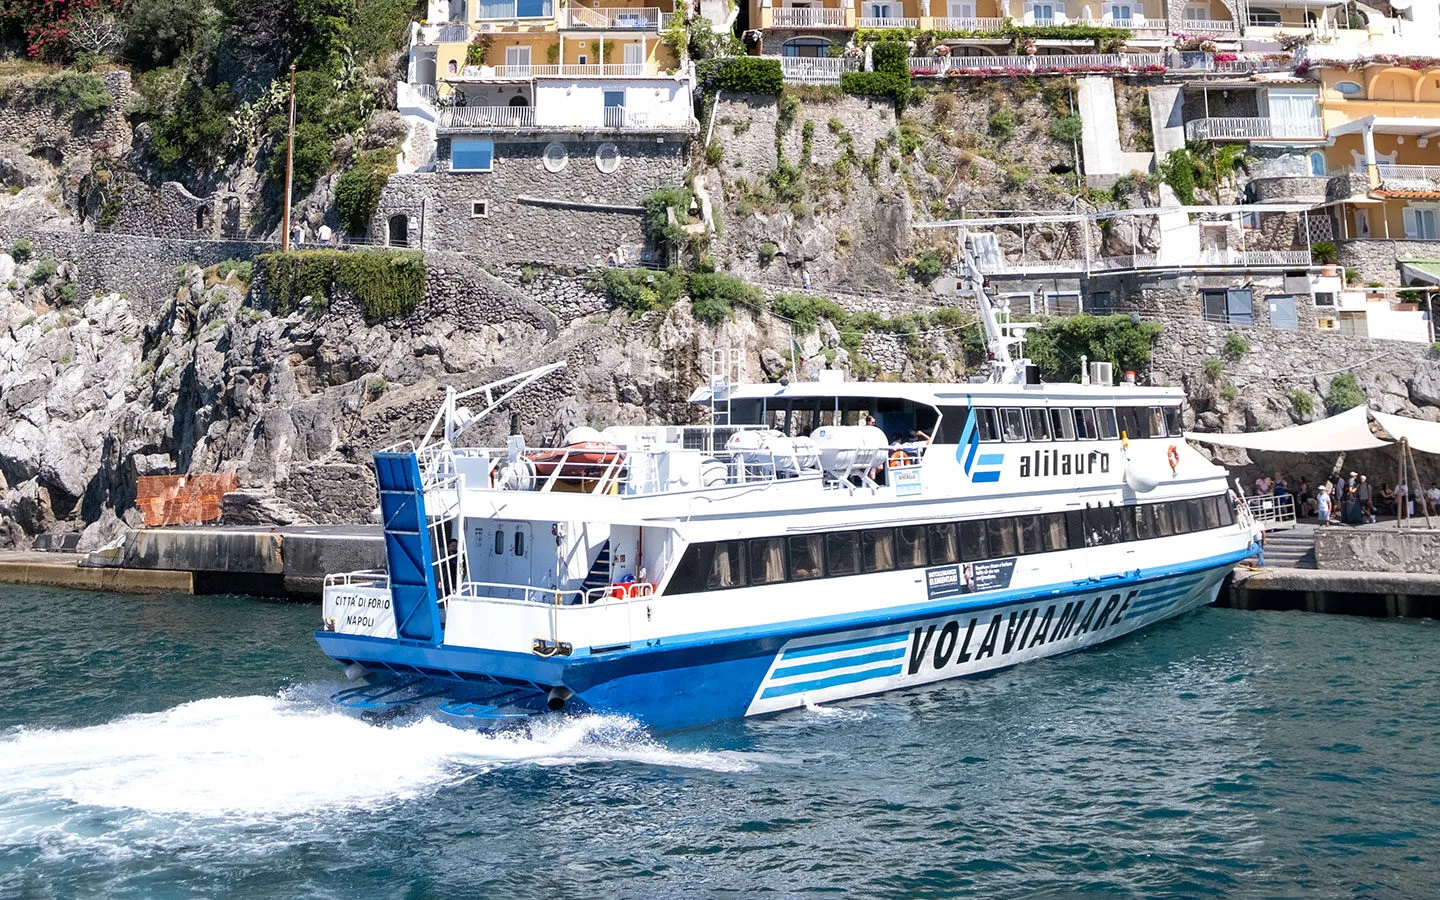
324,569,390,589
450,579,656,606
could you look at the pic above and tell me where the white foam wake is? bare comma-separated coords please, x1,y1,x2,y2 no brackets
0,689,755,824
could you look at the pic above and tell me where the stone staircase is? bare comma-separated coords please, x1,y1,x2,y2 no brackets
1262,526,1316,569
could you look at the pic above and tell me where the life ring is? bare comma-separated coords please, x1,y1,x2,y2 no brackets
1167,444,1180,473
888,449,908,469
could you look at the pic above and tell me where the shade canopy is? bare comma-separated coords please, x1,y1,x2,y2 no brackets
1370,410,1440,456
1399,260,1440,286
1184,405,1391,453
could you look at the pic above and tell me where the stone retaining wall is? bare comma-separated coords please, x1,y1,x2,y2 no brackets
1315,526,1440,573
1338,239,1440,286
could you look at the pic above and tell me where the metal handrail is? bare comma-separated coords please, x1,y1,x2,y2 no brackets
324,569,391,588
1248,494,1297,531
450,579,656,606
1185,116,1323,141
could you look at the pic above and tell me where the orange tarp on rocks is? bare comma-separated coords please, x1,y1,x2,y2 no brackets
135,474,239,527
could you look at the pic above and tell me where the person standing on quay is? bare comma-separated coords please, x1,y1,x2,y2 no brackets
1317,484,1332,526
1357,474,1374,524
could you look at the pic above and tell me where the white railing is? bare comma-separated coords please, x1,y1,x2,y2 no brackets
324,570,390,589
909,53,1163,73
858,16,919,28
452,579,656,607
1102,17,1166,33
441,105,538,128
435,23,470,41
564,6,665,28
771,55,860,83
1181,18,1238,32
1240,249,1313,266
930,16,1004,29
464,62,658,79
1185,117,1323,141
771,6,847,26
476,0,553,17
1248,494,1297,531
975,249,1310,276
1377,164,1440,189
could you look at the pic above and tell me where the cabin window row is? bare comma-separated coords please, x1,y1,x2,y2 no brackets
939,405,1184,444
667,494,1236,594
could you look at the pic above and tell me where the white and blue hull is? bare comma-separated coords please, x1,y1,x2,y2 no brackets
317,548,1248,731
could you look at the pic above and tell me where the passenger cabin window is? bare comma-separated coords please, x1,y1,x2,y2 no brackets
788,535,823,580
748,538,786,585
1073,408,1098,440
1050,408,1076,441
1116,407,1149,440
976,408,1001,442
1147,407,1166,438
1001,408,1026,441
1096,408,1120,440
936,406,968,444
1026,408,1053,441
666,493,1239,595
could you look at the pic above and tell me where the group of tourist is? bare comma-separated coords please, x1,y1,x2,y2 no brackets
1254,470,1440,526
289,223,336,246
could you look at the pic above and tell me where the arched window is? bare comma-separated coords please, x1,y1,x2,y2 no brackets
1248,6,1281,25
388,214,409,247
415,56,437,87
1309,151,1326,176
447,59,458,74
781,37,832,58
1334,80,1363,96
508,95,528,106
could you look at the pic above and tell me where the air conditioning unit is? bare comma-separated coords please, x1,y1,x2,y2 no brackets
1089,361,1114,385
477,22,495,31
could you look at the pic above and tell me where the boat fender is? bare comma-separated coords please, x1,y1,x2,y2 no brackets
1167,444,1180,474
1124,458,1159,492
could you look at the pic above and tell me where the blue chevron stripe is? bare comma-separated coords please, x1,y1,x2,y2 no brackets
759,663,904,700
780,631,907,661
772,647,907,680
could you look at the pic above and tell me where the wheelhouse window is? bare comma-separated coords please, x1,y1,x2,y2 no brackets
788,535,824,580
1049,408,1076,441
1026,408,1053,441
1163,406,1183,437
748,538,787,585
1147,407,1166,438
1116,407,1150,440
1073,408,1098,440
1096,408,1120,440
1001,408,1026,441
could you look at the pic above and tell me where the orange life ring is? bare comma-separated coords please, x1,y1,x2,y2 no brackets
888,449,908,469
1167,444,1180,473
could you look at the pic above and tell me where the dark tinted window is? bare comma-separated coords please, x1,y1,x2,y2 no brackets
862,529,897,573
1073,408,1098,440
1017,516,1043,554
959,520,987,561
1164,406,1184,437
1001,408,1026,441
788,535,823,580
748,538,786,585
896,526,928,567
937,406,968,444
987,518,1019,557
976,408,1001,442
928,522,959,564
1050,408,1076,440
707,541,746,590
1040,513,1069,551
1096,408,1119,440
1026,408,1053,442
826,532,860,577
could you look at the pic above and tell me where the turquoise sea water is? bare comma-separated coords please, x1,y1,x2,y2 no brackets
0,584,1437,899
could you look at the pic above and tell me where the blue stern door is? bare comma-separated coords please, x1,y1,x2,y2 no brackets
374,452,443,643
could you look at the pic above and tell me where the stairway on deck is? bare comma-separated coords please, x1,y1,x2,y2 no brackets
1263,526,1316,569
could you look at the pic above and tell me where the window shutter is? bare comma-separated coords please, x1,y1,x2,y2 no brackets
1404,205,1418,239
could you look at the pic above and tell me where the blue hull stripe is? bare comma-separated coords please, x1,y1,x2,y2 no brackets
760,663,905,699
772,647,907,680
781,632,907,661
973,471,1001,483
977,453,1005,466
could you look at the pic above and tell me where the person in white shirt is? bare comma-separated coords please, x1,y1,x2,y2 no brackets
1427,485,1440,515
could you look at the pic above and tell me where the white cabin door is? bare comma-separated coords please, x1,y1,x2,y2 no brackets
491,522,532,598
623,42,644,74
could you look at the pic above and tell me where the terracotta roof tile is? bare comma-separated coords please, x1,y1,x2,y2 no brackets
1375,190,1440,199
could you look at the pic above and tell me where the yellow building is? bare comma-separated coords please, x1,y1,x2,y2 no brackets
1315,62,1440,241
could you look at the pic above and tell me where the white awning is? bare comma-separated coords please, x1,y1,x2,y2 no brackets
1184,405,1390,453
1371,410,1440,456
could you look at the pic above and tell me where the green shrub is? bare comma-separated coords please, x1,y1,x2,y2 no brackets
1158,147,1198,206
988,109,1016,140
27,258,58,286
334,148,398,233
217,258,254,284
1289,389,1315,416
1203,358,1223,377
1024,314,1163,383
33,72,112,125
11,238,34,262
1325,372,1365,414
705,142,723,166
258,250,425,322
58,282,78,303
1222,333,1249,359
598,267,687,315
689,271,760,326
1220,382,1239,403
642,186,693,247
140,76,237,171
698,57,784,95
770,293,848,331
758,241,779,266
908,251,945,284
123,0,222,70
1049,114,1083,143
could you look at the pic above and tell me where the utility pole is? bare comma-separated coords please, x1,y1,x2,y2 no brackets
281,62,297,252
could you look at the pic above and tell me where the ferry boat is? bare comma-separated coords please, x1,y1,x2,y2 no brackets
316,263,1261,730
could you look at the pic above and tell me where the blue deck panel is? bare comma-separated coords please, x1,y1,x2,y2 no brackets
374,451,442,644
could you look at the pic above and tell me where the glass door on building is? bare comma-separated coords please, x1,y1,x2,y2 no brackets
603,88,625,127
622,42,645,75
1266,90,1320,138
505,45,531,75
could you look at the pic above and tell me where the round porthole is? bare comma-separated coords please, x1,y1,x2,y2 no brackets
595,142,620,174
543,141,568,173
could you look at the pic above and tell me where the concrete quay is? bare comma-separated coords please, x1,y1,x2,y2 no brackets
0,524,383,597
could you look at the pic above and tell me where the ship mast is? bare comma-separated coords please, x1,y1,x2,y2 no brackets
958,228,1030,385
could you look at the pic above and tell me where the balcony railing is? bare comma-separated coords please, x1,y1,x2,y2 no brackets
1167,51,1293,74
441,105,538,128
930,16,1005,30
435,23,470,41
458,62,660,78
770,6,848,26
1181,17,1238,32
1377,164,1440,189
909,53,1164,74
858,15,919,28
1185,117,1323,141
475,0,554,17
976,248,1311,276
564,6,667,29
438,105,695,132
769,55,861,83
